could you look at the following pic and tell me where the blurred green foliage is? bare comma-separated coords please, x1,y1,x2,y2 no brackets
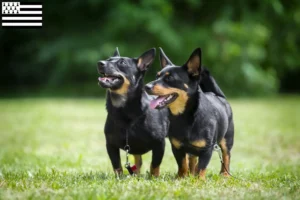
1,0,300,96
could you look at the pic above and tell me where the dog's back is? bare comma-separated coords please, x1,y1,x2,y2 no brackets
200,68,226,98
197,91,233,143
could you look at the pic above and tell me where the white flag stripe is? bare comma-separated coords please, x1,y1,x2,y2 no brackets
2,17,42,20
18,11,42,14
2,22,42,26
19,5,42,9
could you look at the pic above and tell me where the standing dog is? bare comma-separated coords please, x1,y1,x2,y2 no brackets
145,48,234,179
97,48,168,176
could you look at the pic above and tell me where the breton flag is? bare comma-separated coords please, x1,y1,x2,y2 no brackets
1,1,42,28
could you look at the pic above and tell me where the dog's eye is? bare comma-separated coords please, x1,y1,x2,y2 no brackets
119,59,127,66
165,75,174,82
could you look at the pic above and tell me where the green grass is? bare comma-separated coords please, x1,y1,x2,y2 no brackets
0,97,299,199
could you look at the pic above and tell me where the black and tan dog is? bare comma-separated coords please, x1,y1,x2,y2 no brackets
97,48,168,176
145,48,234,179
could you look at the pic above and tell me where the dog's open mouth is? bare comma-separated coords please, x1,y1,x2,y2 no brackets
150,93,178,109
98,73,124,89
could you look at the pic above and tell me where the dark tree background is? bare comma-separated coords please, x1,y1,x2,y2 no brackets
1,0,300,97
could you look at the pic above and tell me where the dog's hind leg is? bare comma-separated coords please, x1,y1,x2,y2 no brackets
219,121,234,177
150,140,165,177
133,155,143,174
219,138,230,177
106,144,123,176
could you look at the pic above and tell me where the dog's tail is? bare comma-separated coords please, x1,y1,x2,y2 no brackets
200,67,226,98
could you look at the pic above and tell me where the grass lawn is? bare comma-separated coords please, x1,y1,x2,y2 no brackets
0,96,299,199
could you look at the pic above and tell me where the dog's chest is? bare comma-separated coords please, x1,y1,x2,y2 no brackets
105,117,153,153
168,119,207,151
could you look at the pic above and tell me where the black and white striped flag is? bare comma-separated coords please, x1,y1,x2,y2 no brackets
1,1,42,28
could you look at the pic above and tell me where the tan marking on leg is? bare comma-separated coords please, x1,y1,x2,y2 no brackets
133,155,142,174
157,72,161,76
219,138,230,176
171,138,182,149
199,168,206,180
219,138,227,151
191,139,206,148
220,154,230,177
150,164,160,177
110,75,130,95
178,154,188,178
165,72,169,75
188,155,198,175
152,85,189,115
184,84,189,89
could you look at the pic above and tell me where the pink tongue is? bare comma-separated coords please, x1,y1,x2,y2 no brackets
150,96,166,109
98,77,113,82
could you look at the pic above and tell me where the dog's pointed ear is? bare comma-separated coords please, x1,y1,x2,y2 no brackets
113,47,120,57
184,48,202,77
137,48,156,71
159,47,173,68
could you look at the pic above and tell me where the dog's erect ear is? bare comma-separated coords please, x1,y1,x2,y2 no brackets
113,47,120,57
184,48,202,77
159,47,173,68
137,48,156,71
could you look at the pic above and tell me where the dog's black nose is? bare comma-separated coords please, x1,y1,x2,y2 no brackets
145,84,153,94
98,61,106,68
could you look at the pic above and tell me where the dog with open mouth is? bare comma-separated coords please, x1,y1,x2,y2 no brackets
97,48,169,177
145,48,234,179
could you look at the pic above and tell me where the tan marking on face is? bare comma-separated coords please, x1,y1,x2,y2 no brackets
171,138,182,149
133,155,142,174
165,72,169,75
187,56,200,76
199,168,206,180
152,85,189,115
188,154,198,175
178,154,188,178
150,164,160,177
184,83,189,89
157,72,161,76
110,74,130,95
191,139,206,148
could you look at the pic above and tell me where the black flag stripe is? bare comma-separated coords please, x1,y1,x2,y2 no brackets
2,26,42,28
19,2,42,5
20,8,42,11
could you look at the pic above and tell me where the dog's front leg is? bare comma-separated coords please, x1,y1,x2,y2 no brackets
150,140,165,177
106,144,122,177
133,155,143,174
197,150,213,180
188,154,198,175
171,145,188,178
